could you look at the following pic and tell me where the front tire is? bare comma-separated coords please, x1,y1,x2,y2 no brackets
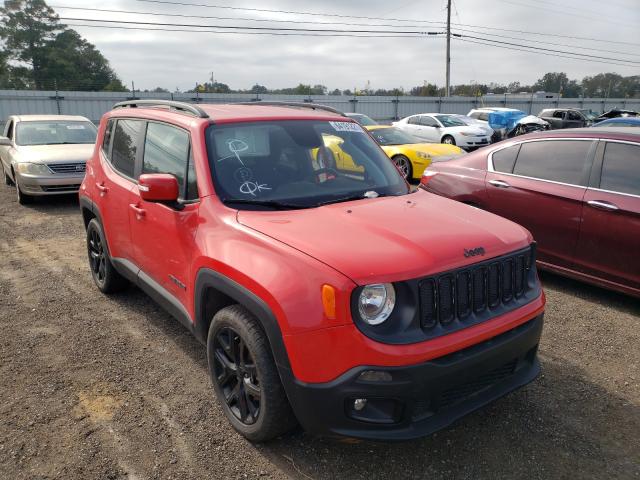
392,155,413,180
15,178,34,205
442,135,456,145
207,305,297,442
86,218,128,293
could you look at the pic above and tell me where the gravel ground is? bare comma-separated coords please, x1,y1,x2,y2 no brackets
0,186,638,480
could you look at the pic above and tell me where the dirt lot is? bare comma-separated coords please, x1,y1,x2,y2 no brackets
0,186,638,480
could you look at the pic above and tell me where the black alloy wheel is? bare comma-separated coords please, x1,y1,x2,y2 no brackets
213,326,262,425
88,226,107,286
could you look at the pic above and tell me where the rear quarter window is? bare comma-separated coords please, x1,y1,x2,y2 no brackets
599,142,640,196
491,144,520,173
513,140,593,185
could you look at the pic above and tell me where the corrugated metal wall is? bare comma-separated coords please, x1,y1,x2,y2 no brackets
0,90,638,128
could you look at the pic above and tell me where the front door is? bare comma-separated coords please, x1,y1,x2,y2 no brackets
484,139,595,268
574,141,640,291
128,121,200,313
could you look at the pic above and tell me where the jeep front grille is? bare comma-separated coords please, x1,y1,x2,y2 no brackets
419,247,533,332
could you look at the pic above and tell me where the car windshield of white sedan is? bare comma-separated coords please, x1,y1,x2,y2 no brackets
206,120,409,209
370,127,422,146
16,121,97,146
433,115,467,127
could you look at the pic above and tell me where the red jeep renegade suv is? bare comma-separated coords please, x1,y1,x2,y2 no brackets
80,100,545,442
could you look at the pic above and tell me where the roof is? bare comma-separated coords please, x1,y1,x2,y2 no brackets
14,114,91,122
522,126,640,141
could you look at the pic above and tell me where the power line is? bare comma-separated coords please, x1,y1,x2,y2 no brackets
50,5,446,29
453,27,640,58
453,37,637,68
456,33,640,65
57,16,443,35
65,23,437,38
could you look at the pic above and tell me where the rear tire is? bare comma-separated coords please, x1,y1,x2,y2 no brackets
442,135,456,145
86,218,128,293
207,305,297,442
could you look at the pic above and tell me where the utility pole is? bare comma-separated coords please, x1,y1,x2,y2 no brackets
445,0,451,97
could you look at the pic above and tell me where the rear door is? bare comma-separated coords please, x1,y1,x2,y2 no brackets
129,121,200,312
94,118,142,261
484,138,596,268
414,115,440,142
574,140,640,291
565,110,585,128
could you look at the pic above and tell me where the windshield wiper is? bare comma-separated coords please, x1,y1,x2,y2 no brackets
316,192,390,207
222,198,309,210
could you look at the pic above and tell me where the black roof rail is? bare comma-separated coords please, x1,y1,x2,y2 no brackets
112,100,209,119
235,101,346,117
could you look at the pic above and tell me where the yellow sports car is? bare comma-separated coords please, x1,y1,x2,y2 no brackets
365,125,465,180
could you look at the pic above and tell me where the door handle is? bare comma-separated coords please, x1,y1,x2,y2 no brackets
129,203,146,217
587,200,619,211
95,182,108,194
489,179,511,188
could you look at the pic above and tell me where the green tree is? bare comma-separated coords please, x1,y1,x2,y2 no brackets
533,72,569,94
250,84,268,94
0,0,62,89
40,29,122,90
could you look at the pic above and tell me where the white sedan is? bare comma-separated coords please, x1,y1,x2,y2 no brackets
393,113,491,149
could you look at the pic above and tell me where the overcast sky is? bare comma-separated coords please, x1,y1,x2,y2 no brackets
52,0,640,91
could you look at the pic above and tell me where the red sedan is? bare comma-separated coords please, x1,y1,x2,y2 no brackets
421,127,640,297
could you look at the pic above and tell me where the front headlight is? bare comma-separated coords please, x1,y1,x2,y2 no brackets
358,283,396,325
459,131,477,136
16,162,51,175
416,151,430,160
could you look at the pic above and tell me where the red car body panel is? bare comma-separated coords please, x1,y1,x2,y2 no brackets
82,104,544,382
422,129,640,297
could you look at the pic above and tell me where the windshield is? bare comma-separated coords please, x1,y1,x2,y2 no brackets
369,127,422,146
15,121,97,146
206,120,409,209
579,109,599,120
433,115,466,127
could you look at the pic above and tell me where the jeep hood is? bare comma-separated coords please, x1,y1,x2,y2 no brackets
237,190,532,285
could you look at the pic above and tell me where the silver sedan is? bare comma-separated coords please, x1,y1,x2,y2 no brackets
0,115,97,204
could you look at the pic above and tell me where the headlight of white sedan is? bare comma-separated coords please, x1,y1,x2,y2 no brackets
16,162,51,175
358,283,396,325
459,131,478,137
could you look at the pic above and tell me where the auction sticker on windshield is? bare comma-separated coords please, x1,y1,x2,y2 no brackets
329,121,364,133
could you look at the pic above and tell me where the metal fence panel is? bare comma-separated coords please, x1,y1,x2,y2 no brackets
0,90,638,129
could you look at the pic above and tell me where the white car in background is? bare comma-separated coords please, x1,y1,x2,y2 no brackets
0,115,97,204
393,113,491,149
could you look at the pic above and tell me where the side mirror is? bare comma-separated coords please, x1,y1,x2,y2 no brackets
0,136,12,146
138,173,179,202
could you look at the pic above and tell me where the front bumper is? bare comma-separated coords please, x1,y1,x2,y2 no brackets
16,172,84,195
458,136,491,148
285,314,543,440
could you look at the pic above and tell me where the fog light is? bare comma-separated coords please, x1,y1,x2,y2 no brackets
358,370,393,382
353,398,368,411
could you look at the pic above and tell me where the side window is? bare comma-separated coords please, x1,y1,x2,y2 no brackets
407,116,419,125
5,121,14,140
552,111,564,119
111,119,144,178
513,140,593,185
142,122,193,199
599,142,640,196
492,145,520,173
478,112,489,121
101,119,114,156
421,116,438,127
567,111,581,121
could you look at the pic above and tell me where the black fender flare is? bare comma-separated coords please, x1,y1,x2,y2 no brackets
194,268,293,375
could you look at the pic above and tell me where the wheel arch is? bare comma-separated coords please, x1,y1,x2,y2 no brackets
194,268,293,374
